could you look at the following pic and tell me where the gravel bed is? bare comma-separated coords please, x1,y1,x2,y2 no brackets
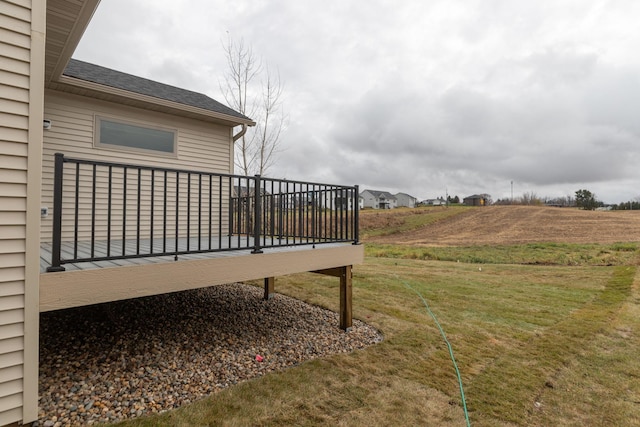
37,283,383,426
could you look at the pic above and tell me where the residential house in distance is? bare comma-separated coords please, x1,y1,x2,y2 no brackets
395,192,417,208
463,194,491,206
360,189,397,209
0,1,362,424
422,197,447,206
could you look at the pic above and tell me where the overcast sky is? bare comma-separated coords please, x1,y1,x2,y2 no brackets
74,0,640,203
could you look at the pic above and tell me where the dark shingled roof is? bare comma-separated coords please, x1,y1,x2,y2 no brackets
63,59,251,122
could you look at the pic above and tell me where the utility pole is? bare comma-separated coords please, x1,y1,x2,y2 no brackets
511,181,513,204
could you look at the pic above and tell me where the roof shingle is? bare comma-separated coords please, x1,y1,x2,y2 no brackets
63,59,251,121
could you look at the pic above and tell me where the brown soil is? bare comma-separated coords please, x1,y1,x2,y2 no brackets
364,205,640,246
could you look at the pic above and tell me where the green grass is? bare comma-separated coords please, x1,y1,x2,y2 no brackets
113,244,640,426
365,242,640,266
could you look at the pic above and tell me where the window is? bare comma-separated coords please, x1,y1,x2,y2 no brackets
96,117,176,155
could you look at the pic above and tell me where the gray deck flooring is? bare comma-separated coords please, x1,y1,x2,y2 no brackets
40,235,341,273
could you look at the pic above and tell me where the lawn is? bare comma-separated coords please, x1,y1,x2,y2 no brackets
114,241,640,426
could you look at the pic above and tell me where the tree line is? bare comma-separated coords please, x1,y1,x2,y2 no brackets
494,189,640,211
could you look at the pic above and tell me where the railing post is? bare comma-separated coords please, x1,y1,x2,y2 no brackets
252,175,263,254
277,181,284,240
353,185,360,245
229,179,234,236
174,171,179,260
47,153,65,272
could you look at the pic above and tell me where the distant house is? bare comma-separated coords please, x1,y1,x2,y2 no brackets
463,194,491,206
360,190,398,209
422,197,447,206
321,188,357,211
395,193,417,208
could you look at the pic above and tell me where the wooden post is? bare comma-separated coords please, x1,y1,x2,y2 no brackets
340,265,353,332
311,266,353,331
264,277,275,300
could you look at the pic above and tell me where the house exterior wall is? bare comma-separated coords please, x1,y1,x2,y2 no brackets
422,198,446,206
360,191,378,209
463,196,486,206
395,193,416,208
0,0,45,424
360,190,398,209
41,91,235,243
380,197,397,209
320,190,356,211
361,191,396,209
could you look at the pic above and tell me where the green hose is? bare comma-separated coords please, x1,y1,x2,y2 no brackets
399,276,471,427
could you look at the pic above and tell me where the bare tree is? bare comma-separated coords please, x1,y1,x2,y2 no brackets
520,191,542,206
220,35,287,176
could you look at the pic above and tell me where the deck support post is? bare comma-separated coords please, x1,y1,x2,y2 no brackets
339,265,353,331
312,265,353,332
264,277,275,300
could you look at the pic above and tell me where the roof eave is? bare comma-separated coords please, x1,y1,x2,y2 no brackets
52,75,256,127
45,0,102,83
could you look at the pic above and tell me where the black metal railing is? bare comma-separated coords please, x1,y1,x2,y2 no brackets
45,153,359,272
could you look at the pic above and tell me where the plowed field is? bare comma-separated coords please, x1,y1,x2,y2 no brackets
363,205,640,246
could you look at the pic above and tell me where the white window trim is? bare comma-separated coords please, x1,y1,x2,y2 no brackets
94,115,178,157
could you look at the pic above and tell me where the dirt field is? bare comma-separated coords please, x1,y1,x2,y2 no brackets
363,205,640,246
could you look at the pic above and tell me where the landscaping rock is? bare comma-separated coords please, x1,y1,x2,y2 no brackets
38,283,382,426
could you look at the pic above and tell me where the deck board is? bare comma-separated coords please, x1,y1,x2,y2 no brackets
40,236,340,273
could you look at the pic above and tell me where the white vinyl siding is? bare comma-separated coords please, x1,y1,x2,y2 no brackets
0,0,42,424
41,91,234,243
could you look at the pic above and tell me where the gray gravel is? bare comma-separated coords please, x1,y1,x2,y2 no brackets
37,283,383,426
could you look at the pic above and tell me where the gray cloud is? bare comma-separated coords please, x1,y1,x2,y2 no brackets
75,0,640,203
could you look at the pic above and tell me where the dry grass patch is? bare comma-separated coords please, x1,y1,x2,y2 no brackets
359,206,470,239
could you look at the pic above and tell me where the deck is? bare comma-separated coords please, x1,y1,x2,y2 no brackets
40,155,362,329
39,238,363,331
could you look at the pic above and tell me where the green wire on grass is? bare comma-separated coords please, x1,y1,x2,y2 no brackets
399,275,471,427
